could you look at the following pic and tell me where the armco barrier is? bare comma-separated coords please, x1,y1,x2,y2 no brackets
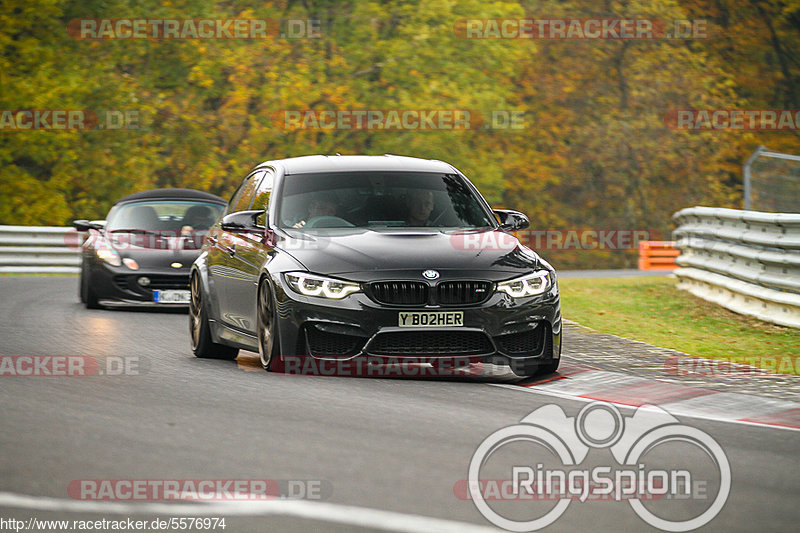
672,207,800,328
0,225,84,274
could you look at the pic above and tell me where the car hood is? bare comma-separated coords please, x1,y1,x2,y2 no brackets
276,228,545,281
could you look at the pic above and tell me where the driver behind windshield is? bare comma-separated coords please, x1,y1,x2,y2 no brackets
292,192,339,228
181,205,215,234
180,205,217,248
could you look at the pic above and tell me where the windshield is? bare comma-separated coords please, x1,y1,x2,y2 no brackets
105,200,224,249
107,201,224,233
277,172,495,230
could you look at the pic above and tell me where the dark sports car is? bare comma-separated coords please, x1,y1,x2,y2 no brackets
190,155,561,378
74,188,226,309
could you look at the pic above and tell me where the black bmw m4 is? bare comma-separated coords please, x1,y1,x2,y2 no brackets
190,155,561,379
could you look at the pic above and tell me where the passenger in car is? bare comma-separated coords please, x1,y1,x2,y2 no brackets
405,189,435,226
127,205,161,229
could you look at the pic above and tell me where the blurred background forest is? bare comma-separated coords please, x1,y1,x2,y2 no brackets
2,0,800,268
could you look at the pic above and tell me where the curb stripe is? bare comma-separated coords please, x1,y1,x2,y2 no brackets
740,407,800,429
500,366,800,431
579,381,716,407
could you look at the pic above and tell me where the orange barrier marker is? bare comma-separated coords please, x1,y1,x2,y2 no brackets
638,240,679,270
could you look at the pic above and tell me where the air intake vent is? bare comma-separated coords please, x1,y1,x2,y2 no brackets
368,330,493,356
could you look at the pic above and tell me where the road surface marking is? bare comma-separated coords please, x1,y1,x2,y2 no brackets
0,491,500,533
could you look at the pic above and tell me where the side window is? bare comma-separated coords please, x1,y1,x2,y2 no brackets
250,171,274,210
251,171,274,226
227,170,265,213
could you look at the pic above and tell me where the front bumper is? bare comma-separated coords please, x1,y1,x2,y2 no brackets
272,277,561,374
87,260,191,306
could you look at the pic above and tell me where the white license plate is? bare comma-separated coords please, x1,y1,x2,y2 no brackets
398,311,463,327
153,290,190,304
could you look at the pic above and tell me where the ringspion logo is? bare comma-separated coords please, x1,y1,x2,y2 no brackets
466,401,729,531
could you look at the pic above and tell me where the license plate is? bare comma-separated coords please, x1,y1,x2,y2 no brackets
398,311,463,327
153,290,190,304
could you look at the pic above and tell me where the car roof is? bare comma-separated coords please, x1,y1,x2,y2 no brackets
260,154,457,175
115,188,227,205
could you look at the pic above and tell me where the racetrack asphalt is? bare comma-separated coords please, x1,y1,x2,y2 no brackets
1,276,798,532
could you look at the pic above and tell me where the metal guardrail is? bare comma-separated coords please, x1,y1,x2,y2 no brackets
0,225,84,274
672,207,800,328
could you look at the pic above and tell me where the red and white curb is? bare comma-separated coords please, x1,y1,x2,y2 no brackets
493,363,800,431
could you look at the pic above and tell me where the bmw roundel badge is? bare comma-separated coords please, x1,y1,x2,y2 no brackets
422,269,440,280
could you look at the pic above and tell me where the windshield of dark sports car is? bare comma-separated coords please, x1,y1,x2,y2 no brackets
107,201,224,233
278,172,496,230
105,201,224,248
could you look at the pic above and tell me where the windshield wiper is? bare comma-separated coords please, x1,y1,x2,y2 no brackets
108,229,162,235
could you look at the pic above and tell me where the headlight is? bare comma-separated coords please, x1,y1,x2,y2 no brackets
497,270,552,298
96,246,121,267
284,272,361,299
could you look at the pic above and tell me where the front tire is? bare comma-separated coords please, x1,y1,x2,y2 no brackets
81,263,101,309
78,264,86,303
258,277,283,372
190,273,239,360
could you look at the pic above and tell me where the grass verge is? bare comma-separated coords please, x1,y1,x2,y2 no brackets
559,276,800,375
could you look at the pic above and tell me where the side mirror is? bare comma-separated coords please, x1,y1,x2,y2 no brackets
73,219,104,231
493,209,530,231
221,210,265,233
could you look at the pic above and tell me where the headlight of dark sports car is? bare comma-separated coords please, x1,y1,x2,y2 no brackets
496,270,553,298
284,272,361,299
95,246,121,267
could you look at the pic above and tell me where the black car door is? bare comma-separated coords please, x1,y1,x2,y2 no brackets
209,169,265,331
223,169,277,334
